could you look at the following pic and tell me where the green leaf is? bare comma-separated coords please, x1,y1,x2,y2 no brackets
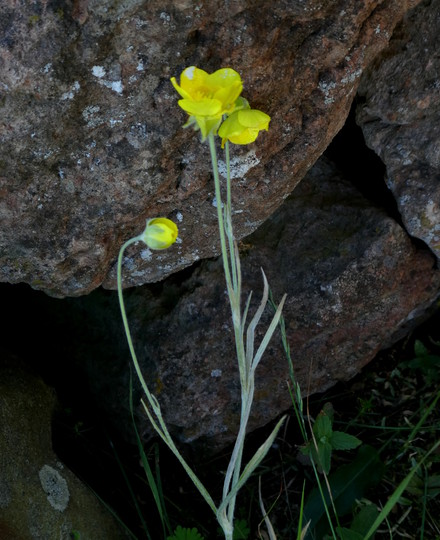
336,527,363,540
314,412,333,439
233,518,250,540
304,445,384,538
331,431,362,451
300,441,312,457
167,526,204,540
351,504,380,535
364,439,440,539
317,440,333,475
402,354,440,369
322,402,334,424
219,415,286,512
414,339,429,357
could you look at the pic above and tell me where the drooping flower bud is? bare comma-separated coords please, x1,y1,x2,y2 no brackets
140,218,178,250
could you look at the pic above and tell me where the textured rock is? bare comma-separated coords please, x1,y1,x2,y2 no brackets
43,157,440,453
0,353,127,540
0,0,421,297
357,0,440,259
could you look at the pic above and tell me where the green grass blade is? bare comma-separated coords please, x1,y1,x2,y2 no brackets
364,438,440,540
129,372,171,535
296,480,308,540
89,486,139,540
109,438,152,540
258,476,277,540
404,390,440,452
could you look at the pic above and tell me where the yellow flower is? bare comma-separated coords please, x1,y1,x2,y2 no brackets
171,66,243,139
140,218,178,250
218,106,270,148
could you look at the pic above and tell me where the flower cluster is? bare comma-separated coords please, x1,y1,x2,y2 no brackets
171,66,270,146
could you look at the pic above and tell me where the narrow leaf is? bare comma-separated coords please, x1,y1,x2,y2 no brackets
251,292,287,372
246,269,270,367
219,416,286,512
304,445,384,536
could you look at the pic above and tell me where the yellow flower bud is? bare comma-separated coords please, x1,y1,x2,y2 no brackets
140,218,178,250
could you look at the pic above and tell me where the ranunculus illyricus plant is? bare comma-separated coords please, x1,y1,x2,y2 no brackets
171,66,270,145
118,65,283,540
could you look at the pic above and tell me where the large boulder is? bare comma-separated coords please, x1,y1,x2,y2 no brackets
44,157,439,453
357,0,440,259
0,0,421,297
124,157,440,451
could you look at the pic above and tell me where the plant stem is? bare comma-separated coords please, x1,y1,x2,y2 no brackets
208,133,233,295
117,237,217,515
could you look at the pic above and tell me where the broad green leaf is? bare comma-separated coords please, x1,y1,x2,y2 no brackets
322,402,334,424
300,442,312,457
233,519,250,540
351,504,379,535
336,527,363,540
317,440,333,475
304,445,384,538
402,355,440,370
331,431,362,451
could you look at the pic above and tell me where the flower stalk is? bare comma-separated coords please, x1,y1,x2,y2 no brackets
208,132,287,537
117,234,217,516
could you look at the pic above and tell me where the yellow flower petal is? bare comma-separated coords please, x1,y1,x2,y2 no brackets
171,66,244,138
179,66,210,95
237,109,270,129
225,129,259,146
218,108,270,147
178,98,222,116
218,113,244,139
208,67,242,87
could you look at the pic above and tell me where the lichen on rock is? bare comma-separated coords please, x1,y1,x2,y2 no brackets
38,465,70,512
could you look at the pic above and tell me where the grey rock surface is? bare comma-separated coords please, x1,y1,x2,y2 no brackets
357,0,440,260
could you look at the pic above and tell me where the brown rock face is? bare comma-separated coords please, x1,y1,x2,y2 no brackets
59,157,439,453
357,0,440,260
0,0,421,297
134,158,440,451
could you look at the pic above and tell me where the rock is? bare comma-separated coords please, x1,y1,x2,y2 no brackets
0,353,128,540
43,157,440,453
357,0,440,260
0,0,421,297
